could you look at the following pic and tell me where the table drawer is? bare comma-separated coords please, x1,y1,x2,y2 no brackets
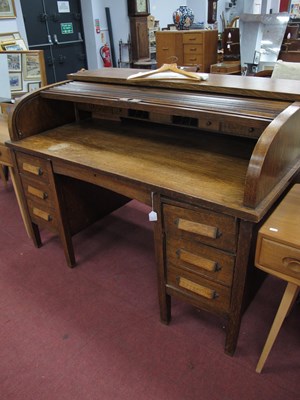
163,204,237,253
166,236,235,286
0,144,11,165
182,34,203,44
16,152,51,183
257,237,300,280
167,266,231,312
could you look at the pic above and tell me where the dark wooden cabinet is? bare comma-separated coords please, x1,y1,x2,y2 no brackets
129,16,150,62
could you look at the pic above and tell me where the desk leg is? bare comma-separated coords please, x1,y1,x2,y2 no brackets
9,166,33,239
256,282,299,373
225,220,255,356
0,165,7,187
153,193,171,324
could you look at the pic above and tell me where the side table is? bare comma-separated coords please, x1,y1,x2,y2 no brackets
255,184,300,373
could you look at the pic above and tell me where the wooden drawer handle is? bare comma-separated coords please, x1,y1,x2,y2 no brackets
177,276,218,300
190,48,197,51
188,37,196,41
176,218,220,239
33,207,52,222
282,257,300,273
23,162,43,176
177,249,220,272
28,185,48,200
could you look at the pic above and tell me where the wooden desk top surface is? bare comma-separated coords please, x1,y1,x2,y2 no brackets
7,118,268,221
69,68,300,102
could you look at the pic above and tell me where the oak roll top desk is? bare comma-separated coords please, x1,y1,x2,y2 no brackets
6,69,300,356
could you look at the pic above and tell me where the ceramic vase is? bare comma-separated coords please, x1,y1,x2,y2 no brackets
173,6,194,30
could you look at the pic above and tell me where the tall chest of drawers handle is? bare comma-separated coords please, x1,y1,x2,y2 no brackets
175,217,221,239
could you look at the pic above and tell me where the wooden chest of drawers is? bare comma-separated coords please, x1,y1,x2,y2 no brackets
156,30,218,72
162,202,237,314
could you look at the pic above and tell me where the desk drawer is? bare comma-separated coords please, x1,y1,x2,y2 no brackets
166,236,234,286
163,204,237,253
27,198,57,229
16,152,51,183
183,34,203,45
0,144,11,165
21,175,55,208
257,237,300,280
167,266,231,312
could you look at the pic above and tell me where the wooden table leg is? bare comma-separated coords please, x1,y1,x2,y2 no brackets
256,282,299,373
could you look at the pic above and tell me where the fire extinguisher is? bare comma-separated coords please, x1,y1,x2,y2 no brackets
100,43,112,67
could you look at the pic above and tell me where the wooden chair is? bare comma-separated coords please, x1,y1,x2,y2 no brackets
255,184,300,373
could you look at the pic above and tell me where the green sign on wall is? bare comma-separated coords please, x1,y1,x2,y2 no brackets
61,22,73,35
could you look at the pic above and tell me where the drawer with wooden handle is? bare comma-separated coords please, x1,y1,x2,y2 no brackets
182,34,203,44
167,266,231,312
0,145,12,165
16,152,51,183
184,44,203,55
163,204,237,252
20,176,54,208
183,54,203,65
256,237,300,280
27,198,57,229
166,236,235,286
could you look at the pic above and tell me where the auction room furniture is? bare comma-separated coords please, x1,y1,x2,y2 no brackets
255,184,300,373
155,30,218,71
6,69,300,356
0,114,31,236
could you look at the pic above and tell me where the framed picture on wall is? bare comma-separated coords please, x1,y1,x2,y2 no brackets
23,53,41,80
0,0,16,19
7,53,22,72
290,0,300,16
28,81,41,92
9,72,22,91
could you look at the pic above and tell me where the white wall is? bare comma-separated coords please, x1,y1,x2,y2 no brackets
0,0,27,42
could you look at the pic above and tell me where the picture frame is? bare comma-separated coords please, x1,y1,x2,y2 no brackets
9,72,22,91
0,0,16,19
289,0,300,17
3,43,23,51
7,53,22,72
23,52,41,80
28,81,41,92
253,51,261,65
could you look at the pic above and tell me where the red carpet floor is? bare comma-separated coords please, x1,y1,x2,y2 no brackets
0,182,299,400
